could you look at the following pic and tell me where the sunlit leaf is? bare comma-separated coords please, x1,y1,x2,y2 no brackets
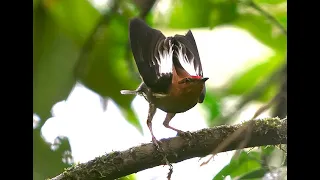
274,8,287,29
118,174,136,180
75,14,143,133
253,0,286,4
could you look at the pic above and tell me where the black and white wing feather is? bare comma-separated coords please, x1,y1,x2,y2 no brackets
173,31,206,103
129,18,173,93
173,31,203,77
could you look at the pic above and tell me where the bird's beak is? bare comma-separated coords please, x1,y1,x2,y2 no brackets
201,77,209,82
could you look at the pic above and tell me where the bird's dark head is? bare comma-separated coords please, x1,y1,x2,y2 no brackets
178,76,209,84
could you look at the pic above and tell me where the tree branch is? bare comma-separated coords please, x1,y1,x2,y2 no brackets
51,117,287,180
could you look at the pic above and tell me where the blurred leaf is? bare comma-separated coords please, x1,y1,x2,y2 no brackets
230,151,261,178
33,6,80,127
168,0,212,28
213,151,261,180
208,0,238,28
238,168,269,179
273,6,287,29
75,14,143,133
119,0,140,18
261,145,276,156
118,174,136,180
202,92,221,126
167,0,237,29
121,107,142,133
34,0,40,9
233,11,286,52
33,9,74,179
253,0,286,4
33,129,71,180
45,0,100,45
225,54,284,102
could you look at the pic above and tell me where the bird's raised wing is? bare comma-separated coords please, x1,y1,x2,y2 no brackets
129,18,173,93
173,30,203,77
173,31,206,103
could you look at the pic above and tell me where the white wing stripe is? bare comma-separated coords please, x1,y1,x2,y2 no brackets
156,40,173,77
177,44,197,76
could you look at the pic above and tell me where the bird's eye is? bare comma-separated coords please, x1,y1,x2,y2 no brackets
178,78,191,84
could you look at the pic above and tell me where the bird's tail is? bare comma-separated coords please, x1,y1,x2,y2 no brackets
120,90,138,95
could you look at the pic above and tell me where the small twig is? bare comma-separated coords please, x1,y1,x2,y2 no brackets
218,63,286,124
246,1,287,36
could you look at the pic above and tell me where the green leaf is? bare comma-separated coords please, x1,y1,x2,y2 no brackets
213,151,262,180
237,168,269,179
273,6,287,29
225,54,285,102
253,0,286,4
33,6,80,127
34,5,81,180
118,174,137,180
168,0,212,28
202,92,222,126
233,12,286,52
261,145,276,156
33,0,40,10
208,0,238,28
230,152,261,178
33,129,72,180
167,0,238,29
45,0,100,45
75,14,143,133
119,0,140,18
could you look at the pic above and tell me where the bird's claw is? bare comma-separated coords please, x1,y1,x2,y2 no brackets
177,131,192,138
152,137,164,152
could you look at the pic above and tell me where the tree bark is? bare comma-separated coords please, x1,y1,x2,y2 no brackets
51,117,287,180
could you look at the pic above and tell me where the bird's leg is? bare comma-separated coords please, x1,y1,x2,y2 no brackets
146,103,161,150
147,104,173,169
163,113,192,137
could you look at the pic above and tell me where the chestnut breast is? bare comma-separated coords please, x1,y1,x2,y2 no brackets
151,82,204,113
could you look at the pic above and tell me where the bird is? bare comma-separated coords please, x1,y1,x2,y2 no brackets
121,18,208,148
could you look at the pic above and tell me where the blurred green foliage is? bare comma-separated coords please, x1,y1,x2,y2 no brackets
33,0,286,179
213,146,280,180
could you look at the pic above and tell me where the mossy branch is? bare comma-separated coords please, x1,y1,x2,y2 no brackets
51,117,287,180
